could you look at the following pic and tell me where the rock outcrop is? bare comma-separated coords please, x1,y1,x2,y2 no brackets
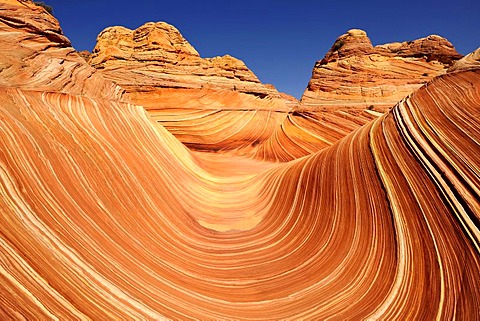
89,22,287,111
448,47,480,72
88,21,289,152
0,0,123,99
77,50,91,61
301,29,462,111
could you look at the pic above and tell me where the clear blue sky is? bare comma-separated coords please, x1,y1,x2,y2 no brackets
45,0,479,99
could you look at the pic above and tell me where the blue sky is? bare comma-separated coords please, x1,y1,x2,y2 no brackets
46,0,479,99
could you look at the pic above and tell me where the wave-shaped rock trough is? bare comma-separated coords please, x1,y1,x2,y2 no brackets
1,1,479,319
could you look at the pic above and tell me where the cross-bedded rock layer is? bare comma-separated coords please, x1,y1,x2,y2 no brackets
86,24,464,157
301,29,462,111
0,1,124,100
88,21,290,152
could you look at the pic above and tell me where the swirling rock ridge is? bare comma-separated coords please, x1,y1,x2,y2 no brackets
1,1,480,319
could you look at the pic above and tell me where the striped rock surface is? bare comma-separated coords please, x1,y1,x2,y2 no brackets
86,26,464,157
88,21,291,153
0,1,124,100
1,1,480,319
449,47,480,72
301,29,462,112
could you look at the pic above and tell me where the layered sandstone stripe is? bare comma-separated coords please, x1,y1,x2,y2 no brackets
244,108,381,161
143,88,289,152
0,2,123,100
449,47,480,72
87,25,463,157
2,70,479,319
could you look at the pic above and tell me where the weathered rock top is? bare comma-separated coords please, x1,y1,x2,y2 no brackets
448,47,480,72
92,22,200,64
89,21,285,109
322,29,462,65
301,29,463,110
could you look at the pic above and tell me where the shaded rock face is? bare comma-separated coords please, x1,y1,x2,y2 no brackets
77,50,91,61
301,29,462,111
90,22,287,111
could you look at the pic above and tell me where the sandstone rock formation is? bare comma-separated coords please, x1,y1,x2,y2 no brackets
245,108,381,161
1,1,480,319
88,21,289,151
449,47,480,72
89,22,285,109
0,1,123,99
301,29,462,111
77,50,91,61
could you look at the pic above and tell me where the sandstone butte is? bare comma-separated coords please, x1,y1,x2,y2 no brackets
1,1,480,320
87,21,293,152
301,28,463,112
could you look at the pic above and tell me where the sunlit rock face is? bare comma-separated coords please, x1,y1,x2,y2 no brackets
301,29,462,112
0,1,124,99
89,22,280,100
248,30,464,161
87,21,290,152
1,1,480,320
449,47,480,72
